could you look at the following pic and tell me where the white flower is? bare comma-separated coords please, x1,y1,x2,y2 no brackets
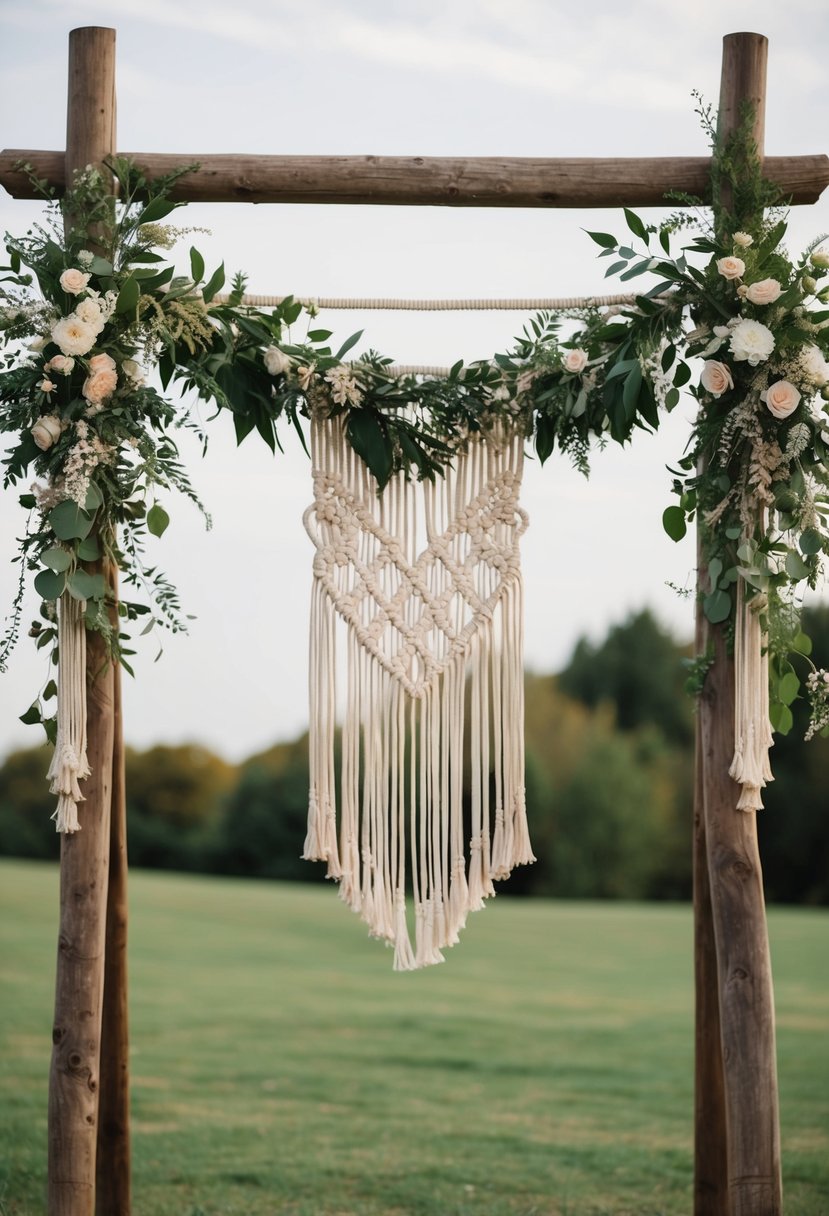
745,278,783,306
263,345,292,376
46,354,75,376
51,314,97,357
762,380,801,420
296,364,315,391
716,256,745,281
801,343,829,387
77,249,95,268
31,415,63,450
810,248,829,270
324,364,363,407
28,336,48,353
562,348,588,374
733,232,754,248
74,296,106,332
729,318,775,365
713,325,732,338
59,268,91,295
121,358,145,386
700,361,734,398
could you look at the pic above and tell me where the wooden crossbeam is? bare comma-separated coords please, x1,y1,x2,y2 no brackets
1,149,827,208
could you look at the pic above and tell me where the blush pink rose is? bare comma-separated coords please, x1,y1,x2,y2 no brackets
562,348,588,373
700,360,734,398
745,278,783,306
82,367,118,405
88,352,117,373
59,268,91,295
762,379,801,420
46,354,75,376
716,256,745,281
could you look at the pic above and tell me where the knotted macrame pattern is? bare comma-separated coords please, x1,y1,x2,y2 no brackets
303,413,534,969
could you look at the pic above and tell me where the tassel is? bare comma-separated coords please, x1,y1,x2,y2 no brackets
48,592,90,834
729,581,774,812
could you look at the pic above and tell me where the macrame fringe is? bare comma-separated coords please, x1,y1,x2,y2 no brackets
729,580,773,812
303,413,533,969
47,592,90,833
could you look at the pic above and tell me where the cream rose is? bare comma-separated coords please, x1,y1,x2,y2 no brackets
46,354,75,376
51,315,97,357
31,415,63,450
59,268,91,295
562,348,588,373
263,346,292,376
762,380,801,420
74,296,105,332
700,360,734,398
729,318,775,365
810,248,829,270
732,232,754,248
716,256,745,281
121,358,145,385
82,367,118,405
745,278,783,306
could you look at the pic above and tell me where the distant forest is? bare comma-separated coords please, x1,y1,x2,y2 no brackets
2,608,827,904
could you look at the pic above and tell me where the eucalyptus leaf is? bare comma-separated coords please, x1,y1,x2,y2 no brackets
42,547,72,573
785,551,810,580
800,528,823,556
48,500,94,541
147,504,171,538
769,702,794,735
67,570,106,601
77,536,101,561
84,481,103,511
703,588,731,624
34,568,66,600
778,671,800,706
662,505,686,542
793,631,813,656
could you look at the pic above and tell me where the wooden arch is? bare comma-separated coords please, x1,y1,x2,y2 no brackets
2,26,827,1216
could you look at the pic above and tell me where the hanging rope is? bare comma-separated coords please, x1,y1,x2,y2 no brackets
213,292,647,312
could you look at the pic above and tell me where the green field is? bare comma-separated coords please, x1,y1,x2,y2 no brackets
0,860,826,1216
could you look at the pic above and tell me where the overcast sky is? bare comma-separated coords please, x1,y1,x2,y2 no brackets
1,0,828,761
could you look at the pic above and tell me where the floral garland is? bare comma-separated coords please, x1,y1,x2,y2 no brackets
2,107,829,761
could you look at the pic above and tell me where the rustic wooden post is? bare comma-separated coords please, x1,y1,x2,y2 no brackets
695,31,782,1216
48,27,119,1216
96,570,131,1216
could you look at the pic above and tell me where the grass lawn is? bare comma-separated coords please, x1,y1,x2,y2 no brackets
0,859,826,1216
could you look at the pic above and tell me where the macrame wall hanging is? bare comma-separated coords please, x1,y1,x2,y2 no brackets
302,411,534,969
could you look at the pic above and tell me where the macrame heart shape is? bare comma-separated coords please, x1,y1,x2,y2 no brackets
304,469,528,698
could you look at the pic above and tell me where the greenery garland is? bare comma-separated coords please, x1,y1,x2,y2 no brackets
2,102,829,745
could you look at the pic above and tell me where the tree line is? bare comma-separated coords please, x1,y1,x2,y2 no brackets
1,608,826,903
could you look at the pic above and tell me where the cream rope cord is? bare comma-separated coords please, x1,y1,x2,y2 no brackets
213,291,656,378
214,292,646,311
